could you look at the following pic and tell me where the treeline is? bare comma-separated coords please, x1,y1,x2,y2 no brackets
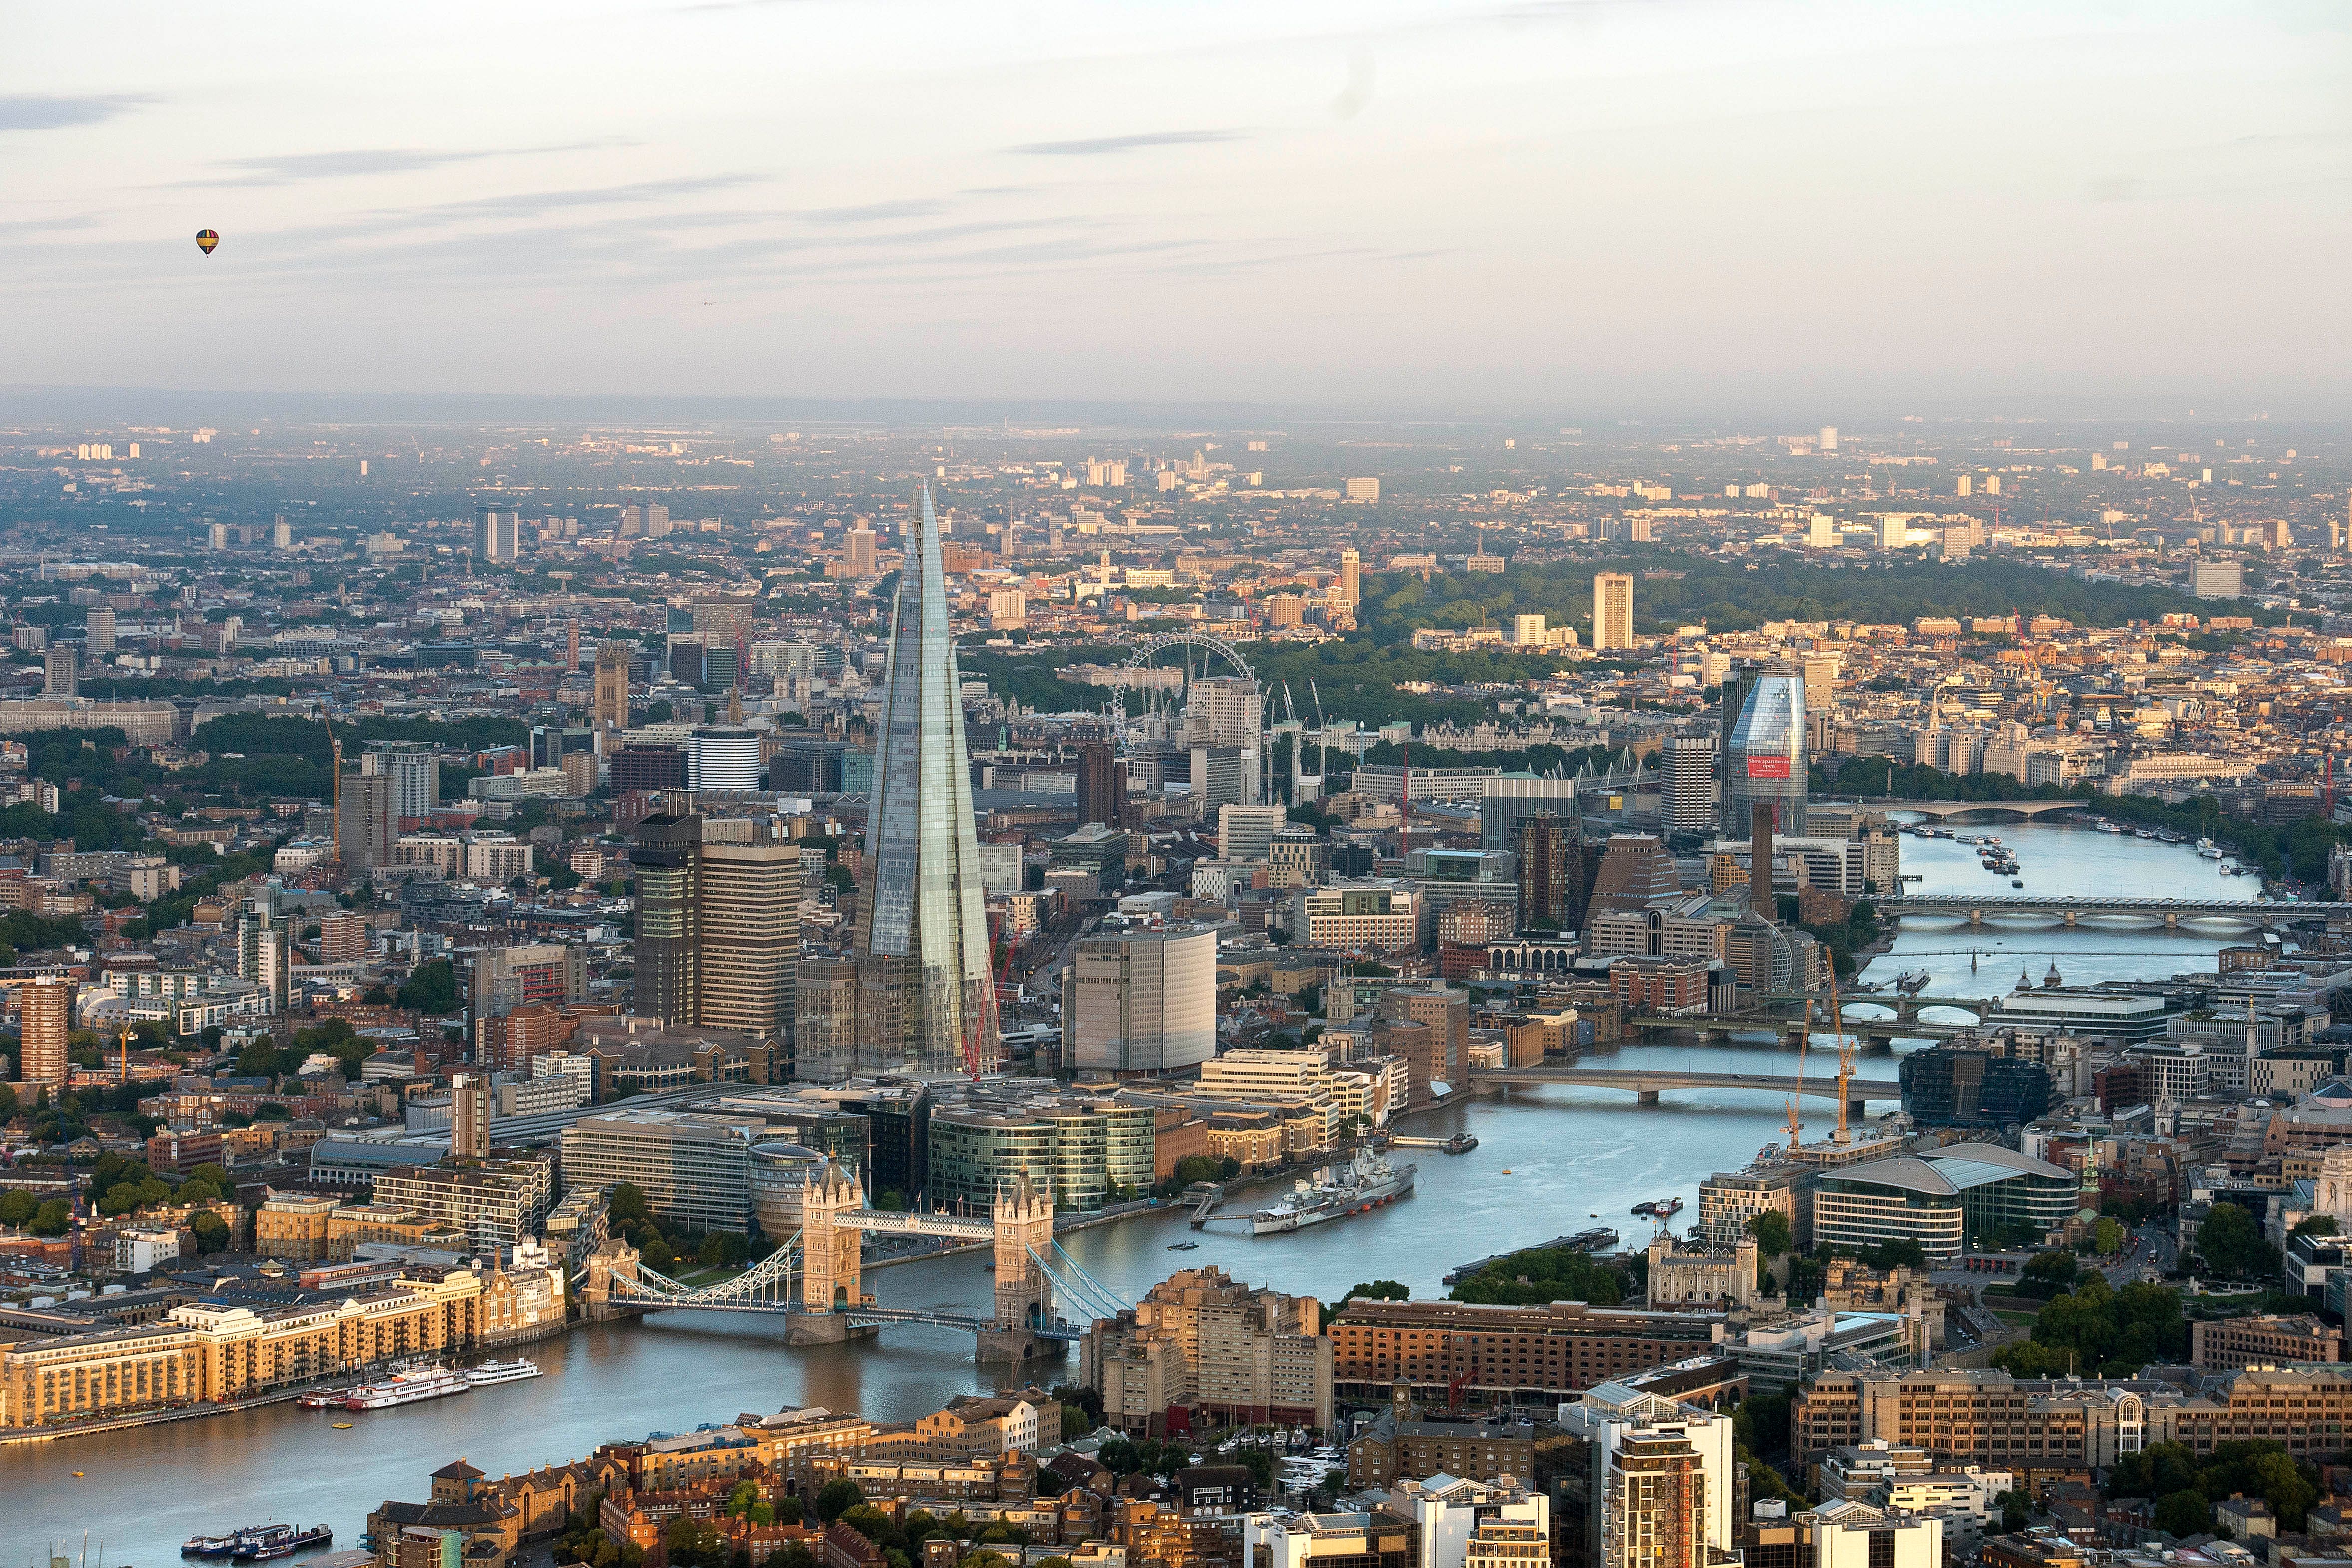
1358,554,2256,641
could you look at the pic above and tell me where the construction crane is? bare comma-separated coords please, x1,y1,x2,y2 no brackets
1829,969,1856,1145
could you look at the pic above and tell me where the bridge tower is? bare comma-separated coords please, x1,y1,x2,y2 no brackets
582,1237,642,1320
979,1172,1055,1361
789,1160,871,1345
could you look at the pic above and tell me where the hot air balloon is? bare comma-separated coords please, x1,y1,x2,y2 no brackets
195,229,219,255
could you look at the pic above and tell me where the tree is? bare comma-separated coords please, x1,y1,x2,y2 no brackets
817,1479,866,1522
1341,1280,1411,1306
28,1198,70,1235
1746,1210,1794,1259
190,1212,231,1253
1996,1491,2030,1533
397,957,459,1014
2196,1204,2276,1280
665,1515,732,1568
2019,1250,2079,1297
2155,1490,2211,1538
2094,1217,2127,1255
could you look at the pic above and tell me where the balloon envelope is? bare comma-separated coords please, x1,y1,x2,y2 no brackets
195,229,219,255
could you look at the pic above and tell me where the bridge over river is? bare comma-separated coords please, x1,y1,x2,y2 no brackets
1473,1063,1900,1121
581,1169,1125,1360
1877,894,2348,927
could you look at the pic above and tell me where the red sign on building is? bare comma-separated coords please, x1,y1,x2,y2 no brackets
1746,755,1792,780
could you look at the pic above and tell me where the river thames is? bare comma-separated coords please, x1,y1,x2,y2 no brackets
1,818,2266,1560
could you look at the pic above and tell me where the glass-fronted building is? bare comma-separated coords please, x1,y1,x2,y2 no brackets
1813,1145,2079,1259
1721,673,1807,837
855,488,999,1075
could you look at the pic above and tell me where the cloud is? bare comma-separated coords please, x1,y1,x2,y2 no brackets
1008,129,1244,157
405,173,760,221
801,197,951,224
0,93,155,133
215,141,626,186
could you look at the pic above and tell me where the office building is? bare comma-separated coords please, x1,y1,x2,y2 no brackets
630,814,805,1048
1340,548,1362,606
1076,741,1126,828
1897,1046,2054,1127
688,726,763,791
1811,1145,2077,1260
362,746,440,822
1593,572,1634,652
336,771,398,872
1292,882,1421,953
1083,1264,1332,1433
473,504,521,563
1819,426,1839,452
1219,804,1288,863
1345,477,1382,502
1659,736,1718,835
1720,673,1806,837
42,647,76,699
852,489,999,1077
925,1096,1153,1212
2191,559,2244,600
560,1108,763,1232
612,744,686,795
17,976,72,1096
85,607,115,656
594,642,633,731
1063,925,1217,1076
1187,678,1264,808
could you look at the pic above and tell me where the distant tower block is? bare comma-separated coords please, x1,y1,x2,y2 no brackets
979,1173,1056,1361
788,1160,875,1345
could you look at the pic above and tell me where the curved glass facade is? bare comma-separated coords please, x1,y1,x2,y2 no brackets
1722,672,1808,837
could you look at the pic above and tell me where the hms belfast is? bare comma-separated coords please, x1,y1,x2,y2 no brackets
852,487,1002,1076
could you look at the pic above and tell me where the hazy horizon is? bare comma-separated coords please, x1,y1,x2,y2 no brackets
10,0,2351,414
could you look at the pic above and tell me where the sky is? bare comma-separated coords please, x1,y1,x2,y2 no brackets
5,0,2351,417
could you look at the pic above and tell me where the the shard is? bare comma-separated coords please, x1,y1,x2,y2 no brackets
854,486,1000,1075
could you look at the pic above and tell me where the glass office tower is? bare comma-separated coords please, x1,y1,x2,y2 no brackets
855,487,1000,1075
1720,672,1808,837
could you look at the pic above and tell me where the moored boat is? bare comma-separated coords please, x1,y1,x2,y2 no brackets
1249,1148,1415,1235
345,1363,467,1410
464,1358,541,1387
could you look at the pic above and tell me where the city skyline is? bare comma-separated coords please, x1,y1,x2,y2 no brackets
6,2,2349,412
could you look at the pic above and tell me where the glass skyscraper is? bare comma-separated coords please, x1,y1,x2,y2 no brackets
855,487,1000,1075
1720,671,1808,836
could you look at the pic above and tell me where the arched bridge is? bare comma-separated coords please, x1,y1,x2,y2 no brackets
1868,799,2091,822
1878,894,2347,927
581,1169,1127,1361
1475,1064,1901,1119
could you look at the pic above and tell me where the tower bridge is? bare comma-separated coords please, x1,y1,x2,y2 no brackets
581,1169,1123,1361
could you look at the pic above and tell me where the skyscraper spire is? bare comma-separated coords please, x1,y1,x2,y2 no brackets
854,486,998,1075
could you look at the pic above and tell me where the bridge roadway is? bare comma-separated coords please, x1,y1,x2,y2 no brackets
1878,894,2350,925
1474,1063,1901,1111
1631,1012,1971,1041
1848,798,2090,821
